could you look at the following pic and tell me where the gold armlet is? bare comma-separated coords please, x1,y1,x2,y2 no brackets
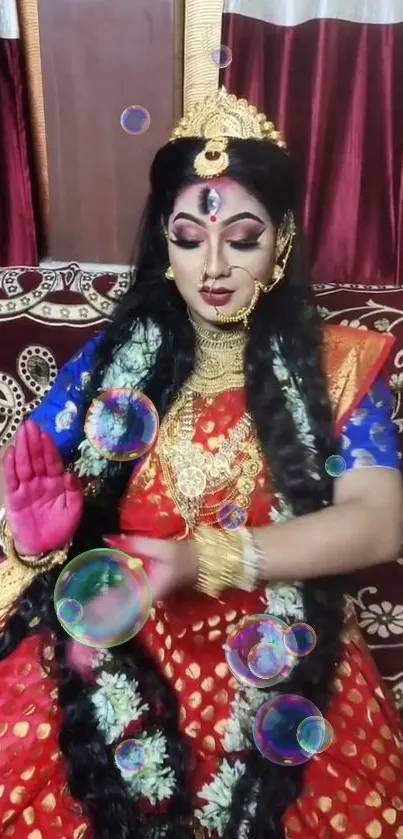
0,512,69,622
194,526,244,598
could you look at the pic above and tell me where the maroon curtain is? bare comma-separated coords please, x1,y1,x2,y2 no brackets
0,11,38,267
221,14,403,286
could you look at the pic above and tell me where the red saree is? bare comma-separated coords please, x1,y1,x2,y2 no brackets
0,325,402,839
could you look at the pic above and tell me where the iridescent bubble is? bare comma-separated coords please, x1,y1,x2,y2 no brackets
224,614,295,688
218,503,247,531
56,598,83,625
210,45,233,68
85,388,159,462
247,642,284,681
120,106,150,135
54,548,152,648
253,694,324,765
283,622,317,657
115,739,145,773
296,716,334,755
325,454,346,477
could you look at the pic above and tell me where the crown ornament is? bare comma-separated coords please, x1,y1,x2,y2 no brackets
170,87,287,179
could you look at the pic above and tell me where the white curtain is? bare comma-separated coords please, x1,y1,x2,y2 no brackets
0,0,19,38
223,0,403,25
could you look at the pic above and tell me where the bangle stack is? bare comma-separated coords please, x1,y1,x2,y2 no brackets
0,514,69,570
0,507,70,621
238,528,264,592
194,525,263,598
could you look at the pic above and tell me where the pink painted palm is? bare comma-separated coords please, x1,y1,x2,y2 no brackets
3,419,84,555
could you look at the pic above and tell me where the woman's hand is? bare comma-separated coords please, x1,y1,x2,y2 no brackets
103,534,198,601
3,419,84,555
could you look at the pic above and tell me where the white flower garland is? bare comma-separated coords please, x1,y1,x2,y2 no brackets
195,760,246,837
120,730,176,806
90,664,176,805
78,327,322,833
92,671,149,744
74,322,161,477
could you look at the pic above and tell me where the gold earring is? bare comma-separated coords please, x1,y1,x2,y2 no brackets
165,265,175,281
267,211,296,292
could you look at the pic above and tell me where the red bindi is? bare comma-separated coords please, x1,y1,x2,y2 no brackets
210,215,217,222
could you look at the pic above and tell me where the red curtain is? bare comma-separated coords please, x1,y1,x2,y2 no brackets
0,0,38,267
221,12,403,286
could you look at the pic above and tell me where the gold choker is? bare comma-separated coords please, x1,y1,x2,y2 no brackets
188,318,246,394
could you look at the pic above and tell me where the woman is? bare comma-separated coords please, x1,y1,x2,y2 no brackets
0,88,402,839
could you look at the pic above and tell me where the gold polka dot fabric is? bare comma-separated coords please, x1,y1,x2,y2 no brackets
0,635,89,838
281,623,403,837
140,598,403,837
0,617,403,837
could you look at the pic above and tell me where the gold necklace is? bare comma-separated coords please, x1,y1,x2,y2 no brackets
186,317,246,395
159,391,254,528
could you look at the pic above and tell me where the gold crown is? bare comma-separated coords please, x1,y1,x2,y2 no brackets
170,86,286,148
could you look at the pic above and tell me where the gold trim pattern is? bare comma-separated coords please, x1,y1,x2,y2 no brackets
18,0,49,235
183,0,225,113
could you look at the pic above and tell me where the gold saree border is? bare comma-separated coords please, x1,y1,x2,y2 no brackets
323,324,395,433
183,0,224,114
18,0,49,233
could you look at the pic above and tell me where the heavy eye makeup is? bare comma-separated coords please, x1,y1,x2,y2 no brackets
226,224,265,250
169,224,204,249
170,223,265,251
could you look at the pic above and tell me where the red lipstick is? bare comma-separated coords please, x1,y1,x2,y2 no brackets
200,287,233,307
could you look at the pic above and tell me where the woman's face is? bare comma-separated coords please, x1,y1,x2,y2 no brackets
166,178,276,329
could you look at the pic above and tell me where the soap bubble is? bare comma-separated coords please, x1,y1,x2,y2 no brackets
85,388,159,462
120,106,150,135
296,716,334,755
283,622,317,657
56,598,83,625
115,739,145,773
224,614,295,688
218,503,247,530
54,548,152,648
210,45,232,68
325,454,346,477
253,694,326,765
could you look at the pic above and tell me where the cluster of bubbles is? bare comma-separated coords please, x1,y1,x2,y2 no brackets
325,454,346,478
54,550,152,648
224,615,333,765
119,41,232,140
120,105,151,136
55,388,159,647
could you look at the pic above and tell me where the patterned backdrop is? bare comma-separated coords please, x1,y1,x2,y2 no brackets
0,265,402,712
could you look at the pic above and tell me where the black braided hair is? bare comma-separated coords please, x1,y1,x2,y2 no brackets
0,137,345,839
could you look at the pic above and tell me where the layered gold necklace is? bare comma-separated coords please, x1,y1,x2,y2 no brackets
186,317,246,394
159,319,261,529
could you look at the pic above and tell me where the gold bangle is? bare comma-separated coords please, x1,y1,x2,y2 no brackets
0,514,70,622
1,517,69,571
194,526,244,597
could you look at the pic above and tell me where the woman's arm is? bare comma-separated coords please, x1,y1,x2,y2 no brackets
252,466,403,579
253,378,403,578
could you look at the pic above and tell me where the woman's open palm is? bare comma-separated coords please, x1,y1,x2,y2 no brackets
3,419,84,555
